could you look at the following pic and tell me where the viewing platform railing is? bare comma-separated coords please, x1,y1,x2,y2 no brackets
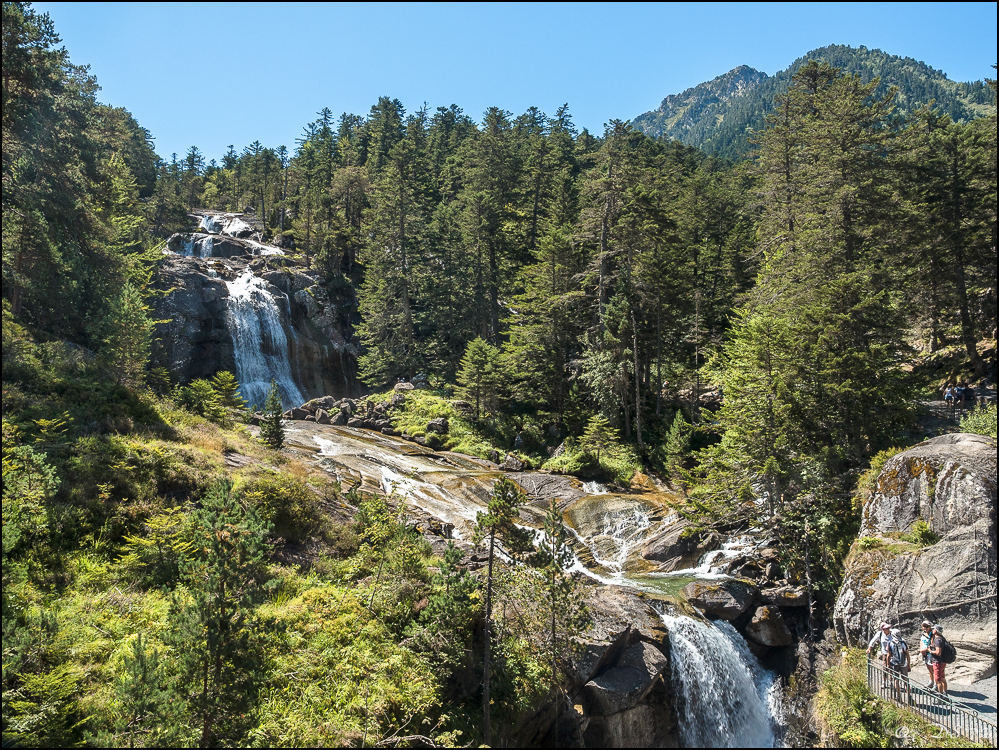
867,659,997,746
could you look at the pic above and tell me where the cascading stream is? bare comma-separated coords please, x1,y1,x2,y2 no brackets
661,614,784,748
225,270,305,410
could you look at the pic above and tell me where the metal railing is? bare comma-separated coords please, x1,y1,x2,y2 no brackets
867,659,997,746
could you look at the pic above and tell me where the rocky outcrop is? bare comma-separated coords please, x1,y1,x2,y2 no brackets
524,585,678,748
641,518,718,571
151,256,235,382
745,605,793,647
833,433,997,682
682,579,758,620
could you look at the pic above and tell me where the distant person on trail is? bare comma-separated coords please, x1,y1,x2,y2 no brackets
885,628,911,703
867,621,893,661
929,624,949,697
944,384,955,409
918,620,935,689
962,383,975,411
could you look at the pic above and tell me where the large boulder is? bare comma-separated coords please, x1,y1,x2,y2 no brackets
426,417,449,434
682,579,758,620
745,605,793,647
564,586,678,748
860,433,995,537
834,433,997,682
641,518,718,572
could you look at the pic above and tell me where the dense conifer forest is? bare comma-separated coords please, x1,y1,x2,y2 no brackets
2,2,996,746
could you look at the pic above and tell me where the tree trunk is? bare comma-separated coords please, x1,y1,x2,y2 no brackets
483,533,494,747
633,310,643,449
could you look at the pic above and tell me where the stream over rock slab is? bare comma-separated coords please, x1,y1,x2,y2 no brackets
682,579,758,620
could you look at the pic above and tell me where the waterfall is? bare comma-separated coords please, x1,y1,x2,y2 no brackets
225,270,305,410
177,235,214,257
199,213,253,237
661,614,784,748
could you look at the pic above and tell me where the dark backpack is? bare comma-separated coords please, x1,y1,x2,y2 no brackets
938,636,957,664
888,639,907,667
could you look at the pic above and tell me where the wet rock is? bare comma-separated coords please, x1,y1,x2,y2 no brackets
682,579,758,620
500,453,525,471
583,641,668,715
745,605,793,647
759,585,808,607
642,519,717,572
426,417,449,434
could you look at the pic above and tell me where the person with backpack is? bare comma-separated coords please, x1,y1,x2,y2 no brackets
885,628,912,703
929,623,954,697
918,620,935,688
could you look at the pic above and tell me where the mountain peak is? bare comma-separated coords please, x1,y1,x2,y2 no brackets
633,45,993,159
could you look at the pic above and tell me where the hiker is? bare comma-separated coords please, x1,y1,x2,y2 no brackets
944,384,955,407
918,620,935,688
885,628,911,703
929,624,949,697
866,620,893,660
962,383,976,411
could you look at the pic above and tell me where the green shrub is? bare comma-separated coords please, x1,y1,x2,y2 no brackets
960,403,997,439
243,473,325,544
902,518,939,547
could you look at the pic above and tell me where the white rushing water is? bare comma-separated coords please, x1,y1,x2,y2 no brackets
661,614,784,748
175,235,214,257
225,270,305,410
199,213,253,237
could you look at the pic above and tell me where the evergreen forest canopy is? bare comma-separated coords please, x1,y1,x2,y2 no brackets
2,2,997,746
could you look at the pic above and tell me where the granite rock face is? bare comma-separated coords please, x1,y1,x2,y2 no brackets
834,433,997,682
152,236,360,401
745,605,793,647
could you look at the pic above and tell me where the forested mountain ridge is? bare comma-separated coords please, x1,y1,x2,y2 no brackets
632,44,996,159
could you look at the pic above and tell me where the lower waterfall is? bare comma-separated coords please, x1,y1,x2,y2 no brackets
225,270,305,410
661,614,785,748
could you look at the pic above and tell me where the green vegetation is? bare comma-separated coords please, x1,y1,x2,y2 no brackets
2,3,997,745
960,404,997,439
815,649,983,748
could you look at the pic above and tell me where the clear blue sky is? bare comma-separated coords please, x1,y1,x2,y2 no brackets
35,2,998,164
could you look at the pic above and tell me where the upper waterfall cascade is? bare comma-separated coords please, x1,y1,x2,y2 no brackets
152,212,359,407
225,270,306,410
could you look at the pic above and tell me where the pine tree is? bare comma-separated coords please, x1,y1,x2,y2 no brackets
530,499,588,700
92,283,154,388
580,414,619,465
473,477,533,747
259,379,284,449
209,370,247,409
162,480,270,748
456,337,500,419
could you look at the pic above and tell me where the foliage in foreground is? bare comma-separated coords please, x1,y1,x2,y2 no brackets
959,404,997,439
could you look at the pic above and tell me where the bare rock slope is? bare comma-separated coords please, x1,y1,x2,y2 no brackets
834,433,997,682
